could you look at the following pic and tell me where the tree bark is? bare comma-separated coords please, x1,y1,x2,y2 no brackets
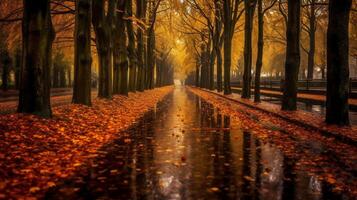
18,0,55,117
195,57,200,87
326,0,351,125
254,0,263,102
223,0,232,95
52,61,60,88
242,0,257,99
1,50,11,91
146,27,155,89
116,0,129,95
282,0,301,111
72,0,92,106
127,0,137,92
307,0,316,80
92,0,113,98
209,40,215,91
14,47,21,89
214,0,223,92
136,0,146,91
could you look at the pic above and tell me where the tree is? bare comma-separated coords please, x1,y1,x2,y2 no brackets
72,0,92,106
325,0,352,125
136,0,146,91
282,0,301,111
214,0,224,92
18,0,55,117
254,0,277,102
241,0,257,99
306,0,316,80
92,0,114,98
126,0,137,92
1,48,11,91
223,0,244,95
13,46,21,89
146,0,161,89
114,0,128,95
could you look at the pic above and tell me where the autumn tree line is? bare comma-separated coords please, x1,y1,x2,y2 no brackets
0,0,174,117
182,0,354,126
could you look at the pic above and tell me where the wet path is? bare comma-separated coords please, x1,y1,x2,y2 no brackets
45,87,344,200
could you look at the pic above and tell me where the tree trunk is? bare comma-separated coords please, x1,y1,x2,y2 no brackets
52,62,60,88
326,0,351,125
113,0,128,95
1,50,11,91
136,0,146,91
209,41,215,90
67,66,72,87
223,0,232,95
254,0,263,103
59,67,66,87
282,0,301,111
92,0,113,98
14,47,21,89
242,0,257,99
72,0,92,106
147,28,155,89
216,47,223,92
307,1,316,80
127,0,137,92
214,0,223,92
18,0,55,117
195,57,200,87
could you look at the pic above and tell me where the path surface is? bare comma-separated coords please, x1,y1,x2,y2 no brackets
45,87,350,199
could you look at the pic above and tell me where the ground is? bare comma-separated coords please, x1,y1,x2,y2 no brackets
0,86,356,199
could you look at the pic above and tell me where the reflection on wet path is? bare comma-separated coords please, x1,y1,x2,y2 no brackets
45,87,344,200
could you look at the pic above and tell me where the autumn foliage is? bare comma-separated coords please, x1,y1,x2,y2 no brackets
0,87,173,199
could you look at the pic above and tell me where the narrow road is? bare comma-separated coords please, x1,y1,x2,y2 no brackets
45,87,347,200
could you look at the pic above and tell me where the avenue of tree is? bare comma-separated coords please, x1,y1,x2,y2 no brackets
182,0,354,126
0,0,356,126
0,0,174,117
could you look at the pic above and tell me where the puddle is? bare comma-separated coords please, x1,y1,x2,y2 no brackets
45,87,344,200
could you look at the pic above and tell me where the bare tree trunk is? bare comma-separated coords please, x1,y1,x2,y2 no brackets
136,0,146,91
282,0,301,111
209,40,215,90
223,0,232,95
242,0,257,99
127,0,137,92
147,27,155,89
92,0,113,98
67,66,72,87
214,0,223,92
14,47,21,89
254,0,263,102
59,67,66,87
72,0,92,106
116,0,128,95
195,57,200,87
326,0,351,125
216,47,223,92
307,0,316,80
18,0,55,117
1,50,11,91
52,62,60,88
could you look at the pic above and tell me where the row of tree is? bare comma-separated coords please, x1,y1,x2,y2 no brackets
0,0,174,118
183,0,353,125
